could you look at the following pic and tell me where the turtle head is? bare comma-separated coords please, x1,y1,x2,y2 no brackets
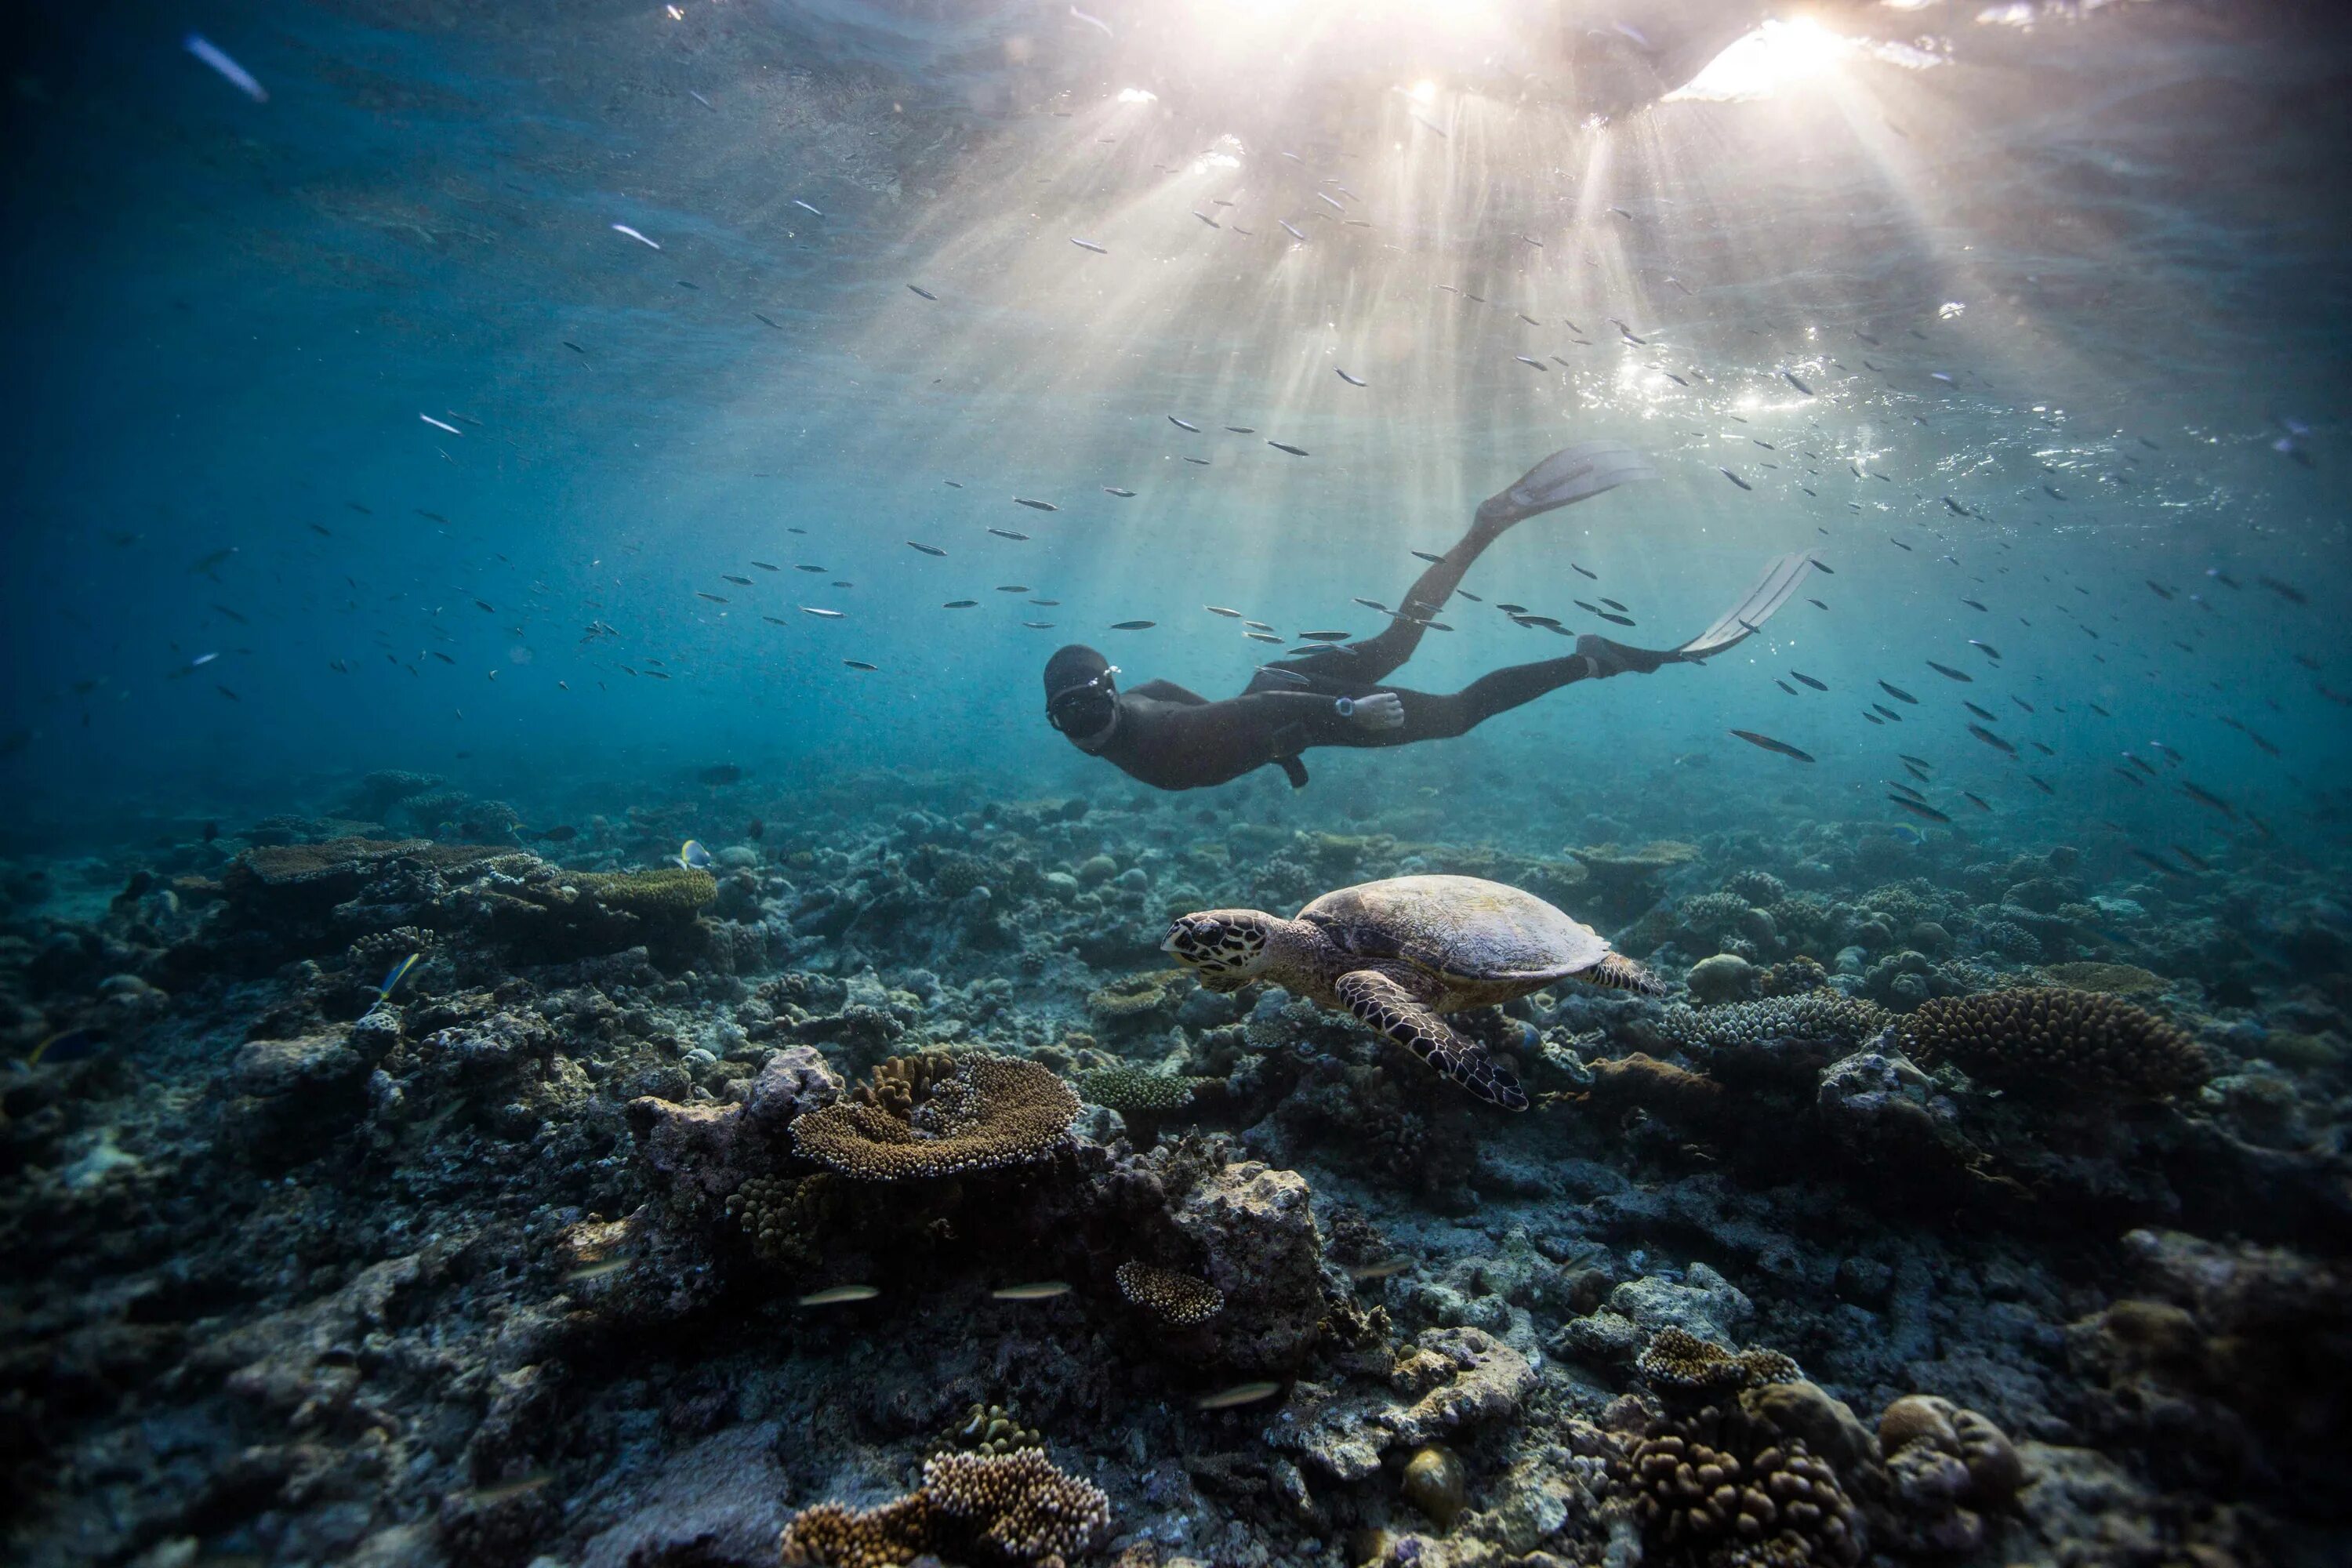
1162,910,1275,990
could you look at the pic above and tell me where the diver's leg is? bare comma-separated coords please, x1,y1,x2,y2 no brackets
1340,441,1661,684
1336,637,1665,748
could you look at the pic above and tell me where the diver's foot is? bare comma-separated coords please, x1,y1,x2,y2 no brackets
1576,633,1671,677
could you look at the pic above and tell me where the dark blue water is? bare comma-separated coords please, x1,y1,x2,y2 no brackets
5,1,2347,863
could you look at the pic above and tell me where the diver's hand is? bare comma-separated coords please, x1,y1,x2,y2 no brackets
1337,691,1405,730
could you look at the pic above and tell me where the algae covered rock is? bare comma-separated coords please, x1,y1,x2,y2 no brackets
1272,1326,1537,1482
1171,1156,1327,1371
1684,952,1756,1005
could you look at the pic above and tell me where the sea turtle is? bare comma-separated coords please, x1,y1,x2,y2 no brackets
1163,874,1663,1111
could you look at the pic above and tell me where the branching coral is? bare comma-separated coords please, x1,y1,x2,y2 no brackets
1653,993,1886,1058
1114,1261,1225,1326
928,851,996,898
1637,1329,1805,1405
1616,1421,1864,1568
779,1450,1111,1568
789,1054,1080,1180
925,1450,1112,1568
724,1172,841,1269
565,866,717,916
854,1052,960,1119
943,1403,1044,1458
1073,1066,1201,1116
1898,987,2207,1098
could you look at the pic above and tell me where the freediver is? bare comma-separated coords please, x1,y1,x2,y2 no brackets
1041,441,1817,791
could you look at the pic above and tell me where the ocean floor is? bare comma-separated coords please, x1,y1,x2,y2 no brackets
3,767,2347,1568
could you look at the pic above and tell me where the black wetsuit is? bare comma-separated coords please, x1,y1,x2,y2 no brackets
1083,516,1649,792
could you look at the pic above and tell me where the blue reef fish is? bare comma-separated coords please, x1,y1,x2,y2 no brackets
372,952,422,1004
26,1028,105,1065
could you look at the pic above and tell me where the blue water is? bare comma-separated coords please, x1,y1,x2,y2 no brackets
4,0,2347,862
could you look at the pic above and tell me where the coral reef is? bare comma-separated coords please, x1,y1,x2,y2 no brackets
1112,1260,1225,1326
1615,1417,1864,1568
779,1449,1111,1568
790,1054,1081,1179
5,761,2347,1568
1073,1065,1202,1116
1899,987,2209,1098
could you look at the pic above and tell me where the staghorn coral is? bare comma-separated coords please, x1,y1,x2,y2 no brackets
1114,1261,1225,1326
1899,987,2208,1098
1615,1421,1864,1568
790,1054,1080,1180
1637,1329,1806,1406
1073,1066,1201,1115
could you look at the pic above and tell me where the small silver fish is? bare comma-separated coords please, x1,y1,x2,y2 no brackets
1170,416,1201,432
1069,238,1108,254
1335,368,1367,387
1279,220,1307,241
991,1281,1073,1301
797,1284,879,1305
1195,1381,1283,1410
185,34,267,102
610,223,661,249
800,606,845,619
1205,606,1242,618
988,528,1029,541
1103,487,1135,498
465,1472,553,1507
792,198,824,216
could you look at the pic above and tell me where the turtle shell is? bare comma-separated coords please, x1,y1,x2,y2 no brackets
1297,875,1613,985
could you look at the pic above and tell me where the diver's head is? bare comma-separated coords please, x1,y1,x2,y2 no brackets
1161,909,1275,989
1044,644,1121,750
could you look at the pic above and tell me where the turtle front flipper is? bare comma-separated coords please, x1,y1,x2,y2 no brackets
1584,952,1666,996
1335,968,1528,1112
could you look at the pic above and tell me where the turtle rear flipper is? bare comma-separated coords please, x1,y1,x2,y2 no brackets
1336,968,1528,1111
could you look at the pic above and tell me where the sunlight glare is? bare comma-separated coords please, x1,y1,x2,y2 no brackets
1668,18,1853,103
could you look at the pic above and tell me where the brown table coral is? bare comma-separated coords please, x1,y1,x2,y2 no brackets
789,1054,1080,1180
